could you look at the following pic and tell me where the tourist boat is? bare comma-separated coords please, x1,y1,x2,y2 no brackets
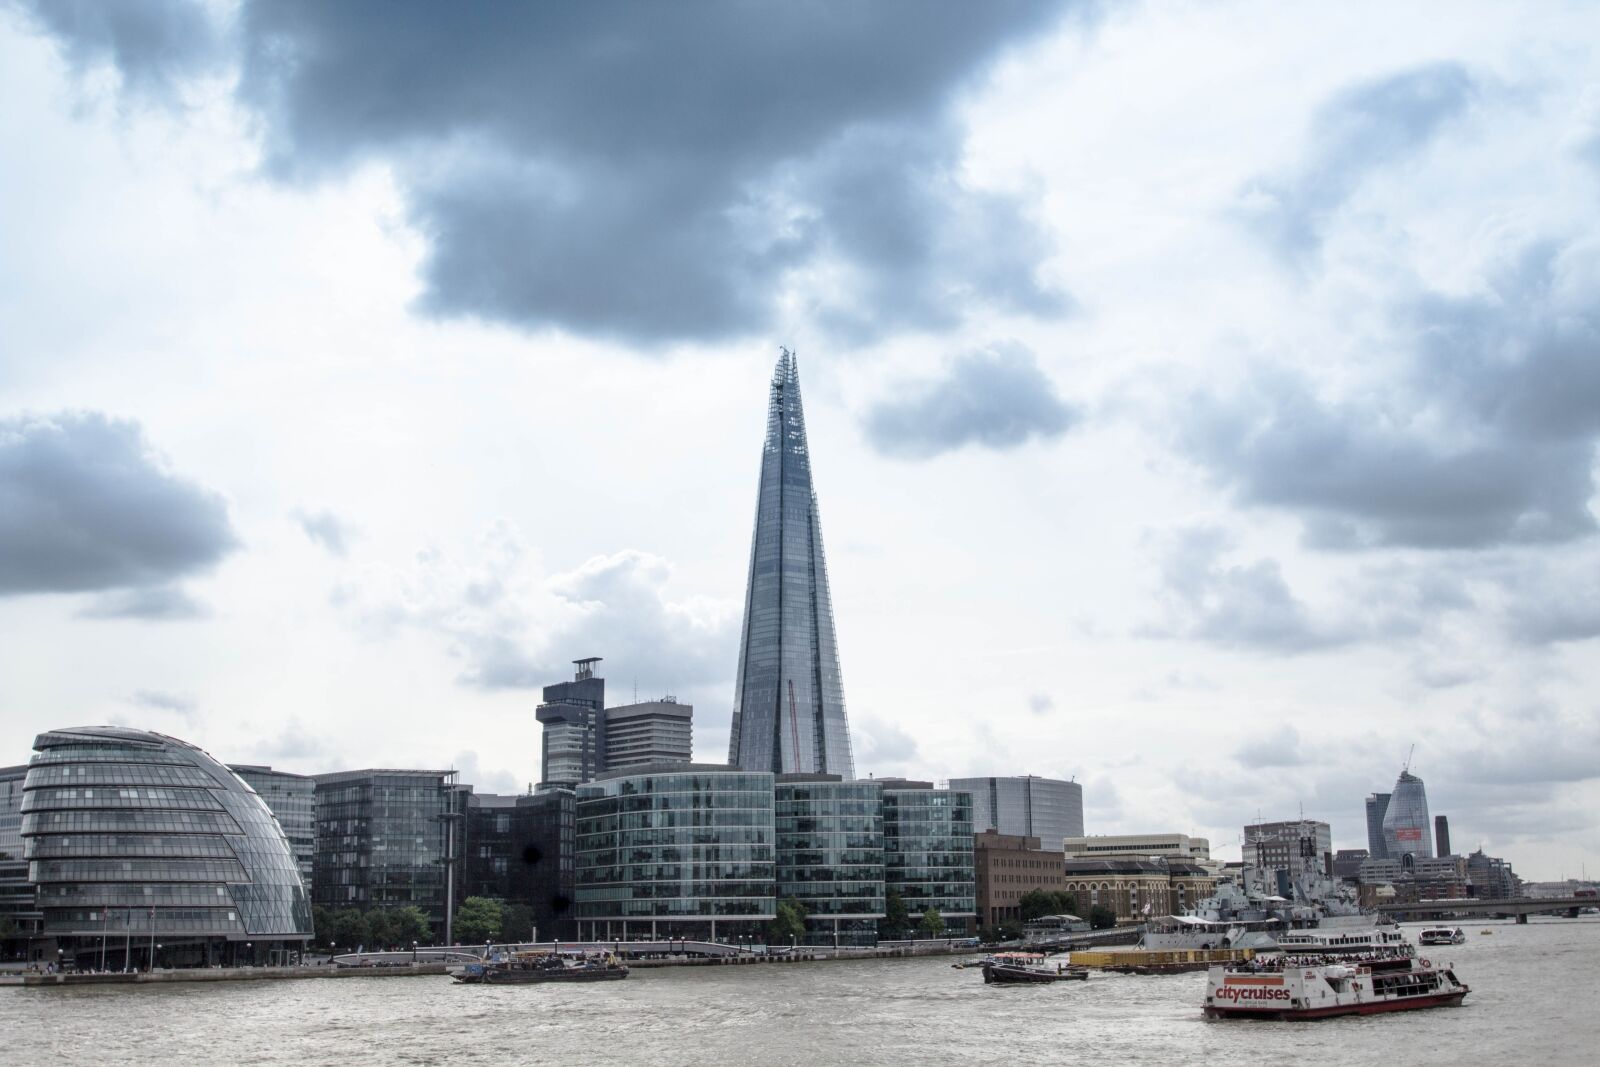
1418,927,1466,946
1274,924,1409,955
981,952,1088,984
1204,951,1468,1020
454,951,629,984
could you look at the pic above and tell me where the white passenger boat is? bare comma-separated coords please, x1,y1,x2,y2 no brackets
1274,924,1409,955
1418,926,1466,946
1204,951,1469,1020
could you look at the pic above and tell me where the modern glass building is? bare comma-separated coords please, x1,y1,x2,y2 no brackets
1381,770,1432,860
574,764,775,940
775,775,884,945
728,349,855,778
311,769,462,937
229,764,315,886
463,788,576,940
951,775,1084,847
536,658,606,789
1,764,42,960
882,785,975,934
20,727,311,967
1365,792,1391,860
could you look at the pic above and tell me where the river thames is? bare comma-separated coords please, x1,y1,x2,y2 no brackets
5,919,1596,1066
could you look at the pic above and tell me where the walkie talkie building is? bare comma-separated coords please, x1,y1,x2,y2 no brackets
728,349,856,778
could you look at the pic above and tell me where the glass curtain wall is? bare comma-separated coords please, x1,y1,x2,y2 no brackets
882,788,976,935
775,777,884,945
574,768,775,941
1381,771,1433,859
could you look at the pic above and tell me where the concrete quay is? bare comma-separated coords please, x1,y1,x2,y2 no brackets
1,963,449,987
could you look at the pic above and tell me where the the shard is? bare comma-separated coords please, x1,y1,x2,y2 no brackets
728,348,856,778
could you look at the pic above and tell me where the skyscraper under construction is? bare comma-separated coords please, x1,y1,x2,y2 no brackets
728,349,856,778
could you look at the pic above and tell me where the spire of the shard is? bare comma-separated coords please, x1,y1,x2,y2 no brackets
728,348,855,778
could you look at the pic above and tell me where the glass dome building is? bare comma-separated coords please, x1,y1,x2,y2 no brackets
21,726,312,968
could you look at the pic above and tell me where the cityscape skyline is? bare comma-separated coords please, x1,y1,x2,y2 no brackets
1,3,1598,882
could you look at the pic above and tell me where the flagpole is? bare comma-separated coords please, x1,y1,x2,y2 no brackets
149,906,157,971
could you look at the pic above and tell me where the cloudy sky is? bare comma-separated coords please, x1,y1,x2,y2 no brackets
2,1,1598,879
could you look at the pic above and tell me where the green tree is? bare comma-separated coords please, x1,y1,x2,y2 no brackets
390,906,433,946
880,890,910,940
768,897,808,944
330,908,367,950
1088,905,1118,930
500,902,535,943
1017,889,1081,921
918,907,946,938
311,905,333,942
365,907,397,949
455,896,504,944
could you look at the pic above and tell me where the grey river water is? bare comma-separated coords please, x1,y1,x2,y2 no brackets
5,918,1598,1066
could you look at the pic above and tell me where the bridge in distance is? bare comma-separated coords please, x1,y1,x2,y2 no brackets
1377,896,1597,921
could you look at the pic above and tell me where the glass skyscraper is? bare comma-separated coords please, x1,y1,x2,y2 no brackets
1381,770,1432,859
729,349,855,778
1365,792,1391,860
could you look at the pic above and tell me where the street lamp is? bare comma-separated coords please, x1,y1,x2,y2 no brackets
412,940,418,964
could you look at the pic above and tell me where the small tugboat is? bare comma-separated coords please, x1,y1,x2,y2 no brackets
1203,949,1468,1020
981,952,1088,984
1418,927,1466,946
455,950,629,984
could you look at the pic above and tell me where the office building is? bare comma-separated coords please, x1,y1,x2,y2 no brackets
536,659,696,789
881,782,975,934
1358,853,1467,903
775,775,885,945
1434,814,1452,858
229,764,315,885
1243,820,1332,878
20,726,311,967
602,698,693,771
1381,770,1432,859
1365,792,1391,860
1062,833,1211,863
973,831,1070,929
0,764,41,959
951,775,1084,846
1465,849,1520,899
1332,849,1369,880
462,789,576,941
574,764,776,941
536,658,606,788
728,349,856,778
312,769,464,937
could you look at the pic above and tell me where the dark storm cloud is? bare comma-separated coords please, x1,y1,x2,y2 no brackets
1239,61,1479,261
8,0,1074,344
6,0,221,96
864,342,1076,459
1187,240,1600,551
1141,525,1359,653
0,412,238,595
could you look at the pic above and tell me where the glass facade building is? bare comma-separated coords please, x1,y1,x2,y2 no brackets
1365,792,1391,860
463,789,576,940
1,764,42,959
775,775,884,945
311,769,462,936
229,765,315,886
950,775,1084,847
574,764,775,940
729,349,855,778
1381,771,1432,860
882,786,976,933
20,727,311,967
